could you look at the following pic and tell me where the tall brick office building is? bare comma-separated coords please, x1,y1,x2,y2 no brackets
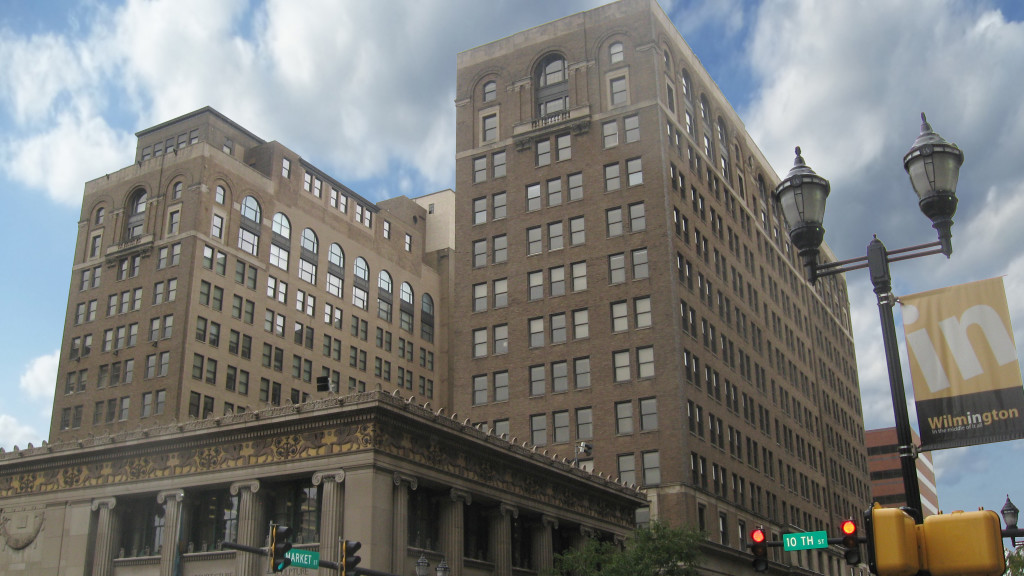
21,1,872,576
452,1,870,574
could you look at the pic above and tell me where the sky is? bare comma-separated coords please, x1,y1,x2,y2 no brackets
2,0,1024,527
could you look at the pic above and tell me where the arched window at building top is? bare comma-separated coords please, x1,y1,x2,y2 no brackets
354,257,369,281
301,228,318,253
536,53,569,117
272,213,291,238
483,80,497,102
126,188,148,239
240,196,261,222
610,42,624,64
400,282,414,304
329,243,344,268
422,293,434,315
378,270,393,293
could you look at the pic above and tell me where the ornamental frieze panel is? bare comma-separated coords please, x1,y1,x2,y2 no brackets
0,422,373,498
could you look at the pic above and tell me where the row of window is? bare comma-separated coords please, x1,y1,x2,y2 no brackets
58,389,167,430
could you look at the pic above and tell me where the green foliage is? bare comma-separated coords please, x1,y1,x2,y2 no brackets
1008,545,1024,576
551,521,705,576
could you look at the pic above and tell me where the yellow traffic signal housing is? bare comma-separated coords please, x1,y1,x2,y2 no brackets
868,504,919,576
920,509,1005,576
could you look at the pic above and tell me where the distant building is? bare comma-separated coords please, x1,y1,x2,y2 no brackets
866,427,939,517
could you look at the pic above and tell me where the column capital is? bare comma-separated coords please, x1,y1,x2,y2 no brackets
498,503,519,519
156,489,185,505
312,469,346,486
579,525,598,539
541,515,559,530
393,472,418,490
450,488,472,505
230,479,261,496
91,496,117,511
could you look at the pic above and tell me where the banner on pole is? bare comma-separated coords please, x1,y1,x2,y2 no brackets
901,277,1024,450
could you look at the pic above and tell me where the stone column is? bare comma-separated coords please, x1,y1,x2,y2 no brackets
157,489,185,576
392,473,418,576
575,525,597,549
313,469,346,576
91,497,119,576
490,504,517,576
441,489,471,576
532,515,558,573
231,480,263,576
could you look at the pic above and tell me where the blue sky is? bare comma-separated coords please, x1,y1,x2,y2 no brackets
2,0,1024,525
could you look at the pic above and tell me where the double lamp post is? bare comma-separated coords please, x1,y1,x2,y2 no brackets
773,113,964,521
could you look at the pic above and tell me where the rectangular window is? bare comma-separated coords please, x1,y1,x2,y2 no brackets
473,374,488,405
526,183,541,211
529,317,544,348
473,156,487,183
547,177,562,206
635,296,652,328
569,216,585,245
548,221,563,251
632,248,649,279
473,283,488,312
552,360,568,393
603,120,619,148
527,227,542,256
493,278,508,308
492,191,507,220
616,401,634,434
531,414,547,446
614,350,631,382
473,240,487,268
606,207,623,237
572,308,589,339
625,115,640,142
643,451,661,486
549,265,565,297
640,397,658,430
530,365,546,396
571,261,587,291
473,328,487,358
611,301,628,332
609,253,626,284
528,271,543,301
627,157,643,186
610,76,628,106
576,407,593,440
556,133,571,161
494,371,509,402
482,113,497,142
637,346,655,378
574,357,591,388
568,172,583,201
536,139,551,167
553,410,570,443
604,163,621,192
473,197,487,224
629,202,646,231
550,313,566,344
492,234,507,263
617,454,636,485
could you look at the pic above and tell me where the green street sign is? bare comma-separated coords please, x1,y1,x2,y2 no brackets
285,549,320,569
783,530,828,551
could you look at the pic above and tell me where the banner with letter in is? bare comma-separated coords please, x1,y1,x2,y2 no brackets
901,277,1024,451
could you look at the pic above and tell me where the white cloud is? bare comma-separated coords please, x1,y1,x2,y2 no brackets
0,414,40,452
19,350,59,402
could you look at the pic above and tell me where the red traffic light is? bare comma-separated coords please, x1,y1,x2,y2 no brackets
841,519,857,536
751,528,767,543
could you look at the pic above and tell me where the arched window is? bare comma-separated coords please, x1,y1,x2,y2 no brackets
422,293,434,315
536,53,569,117
240,196,261,222
681,69,693,103
172,181,183,200
354,257,369,281
399,282,415,333
609,42,624,64
215,185,226,205
238,196,262,256
329,243,344,267
301,228,318,253
483,80,497,102
272,213,291,239
421,293,435,343
400,282,414,304
663,48,671,68
700,94,710,122
378,270,393,293
126,189,148,239
718,117,728,144
94,207,105,226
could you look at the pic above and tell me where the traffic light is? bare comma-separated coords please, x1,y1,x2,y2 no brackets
840,518,860,565
750,526,768,572
866,504,920,576
270,524,293,573
342,539,362,576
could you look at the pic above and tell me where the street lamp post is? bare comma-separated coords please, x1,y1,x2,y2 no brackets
773,113,964,522
1002,496,1020,548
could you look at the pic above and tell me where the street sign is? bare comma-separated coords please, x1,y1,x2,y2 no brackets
286,549,320,569
783,530,828,551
